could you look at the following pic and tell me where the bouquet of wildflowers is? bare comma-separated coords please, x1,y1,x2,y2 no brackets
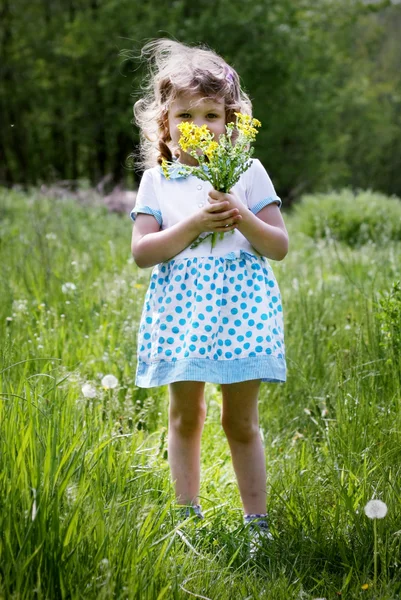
162,113,261,249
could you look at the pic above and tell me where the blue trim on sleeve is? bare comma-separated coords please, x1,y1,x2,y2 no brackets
130,206,163,226
251,197,282,214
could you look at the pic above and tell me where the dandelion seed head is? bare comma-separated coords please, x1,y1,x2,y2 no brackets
82,383,97,398
101,374,118,389
364,499,388,519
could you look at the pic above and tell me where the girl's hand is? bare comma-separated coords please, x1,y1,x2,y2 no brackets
208,189,246,217
194,199,242,234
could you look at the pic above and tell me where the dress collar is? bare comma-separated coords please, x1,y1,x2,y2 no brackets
159,158,211,181
159,158,190,180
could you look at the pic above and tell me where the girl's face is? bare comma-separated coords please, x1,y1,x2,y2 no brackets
167,92,226,165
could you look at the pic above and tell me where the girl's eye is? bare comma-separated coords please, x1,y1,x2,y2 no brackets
207,114,218,119
179,113,191,119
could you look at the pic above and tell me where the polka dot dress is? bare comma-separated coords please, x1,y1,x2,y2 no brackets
136,250,286,387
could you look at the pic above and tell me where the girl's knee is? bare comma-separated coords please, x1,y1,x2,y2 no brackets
170,402,206,436
221,415,259,444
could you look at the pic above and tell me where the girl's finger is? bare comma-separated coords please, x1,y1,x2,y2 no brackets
206,201,229,212
208,197,223,205
212,209,240,221
209,190,226,201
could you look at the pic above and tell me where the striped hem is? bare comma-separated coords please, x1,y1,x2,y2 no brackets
130,206,163,226
251,197,282,213
135,355,286,388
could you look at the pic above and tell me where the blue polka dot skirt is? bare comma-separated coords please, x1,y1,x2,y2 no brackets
136,250,286,387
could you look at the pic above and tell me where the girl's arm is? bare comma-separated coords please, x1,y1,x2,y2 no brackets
237,203,289,261
208,190,288,261
131,201,241,268
131,214,200,268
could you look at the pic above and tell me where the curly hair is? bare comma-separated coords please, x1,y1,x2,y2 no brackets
133,39,252,169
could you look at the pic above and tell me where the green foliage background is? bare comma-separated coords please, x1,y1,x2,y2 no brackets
1,0,401,200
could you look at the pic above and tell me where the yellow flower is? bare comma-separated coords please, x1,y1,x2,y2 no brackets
179,139,189,152
234,112,261,140
235,112,251,122
198,124,210,138
177,122,195,137
204,141,219,159
161,158,170,179
177,122,212,152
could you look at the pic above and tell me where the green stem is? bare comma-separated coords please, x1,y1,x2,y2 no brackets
374,518,377,587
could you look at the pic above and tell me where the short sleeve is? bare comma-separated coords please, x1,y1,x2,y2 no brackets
246,159,282,213
130,169,162,226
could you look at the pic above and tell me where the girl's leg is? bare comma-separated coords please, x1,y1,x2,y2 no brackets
221,379,267,515
168,380,206,505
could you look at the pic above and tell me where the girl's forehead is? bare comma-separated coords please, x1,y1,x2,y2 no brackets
171,93,225,110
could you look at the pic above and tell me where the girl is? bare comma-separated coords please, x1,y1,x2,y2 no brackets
130,39,288,546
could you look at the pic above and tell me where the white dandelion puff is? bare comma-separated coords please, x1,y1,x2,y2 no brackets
364,499,388,519
82,383,97,398
101,374,118,389
61,282,77,294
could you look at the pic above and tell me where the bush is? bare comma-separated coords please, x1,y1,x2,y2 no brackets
293,189,401,246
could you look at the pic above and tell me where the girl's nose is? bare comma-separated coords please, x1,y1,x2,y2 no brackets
193,117,207,128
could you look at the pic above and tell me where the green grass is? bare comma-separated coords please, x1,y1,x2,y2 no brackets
1,187,401,599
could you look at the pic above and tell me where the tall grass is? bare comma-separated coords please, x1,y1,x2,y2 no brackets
1,187,401,599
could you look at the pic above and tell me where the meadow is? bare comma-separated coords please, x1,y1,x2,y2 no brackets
1,186,401,600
